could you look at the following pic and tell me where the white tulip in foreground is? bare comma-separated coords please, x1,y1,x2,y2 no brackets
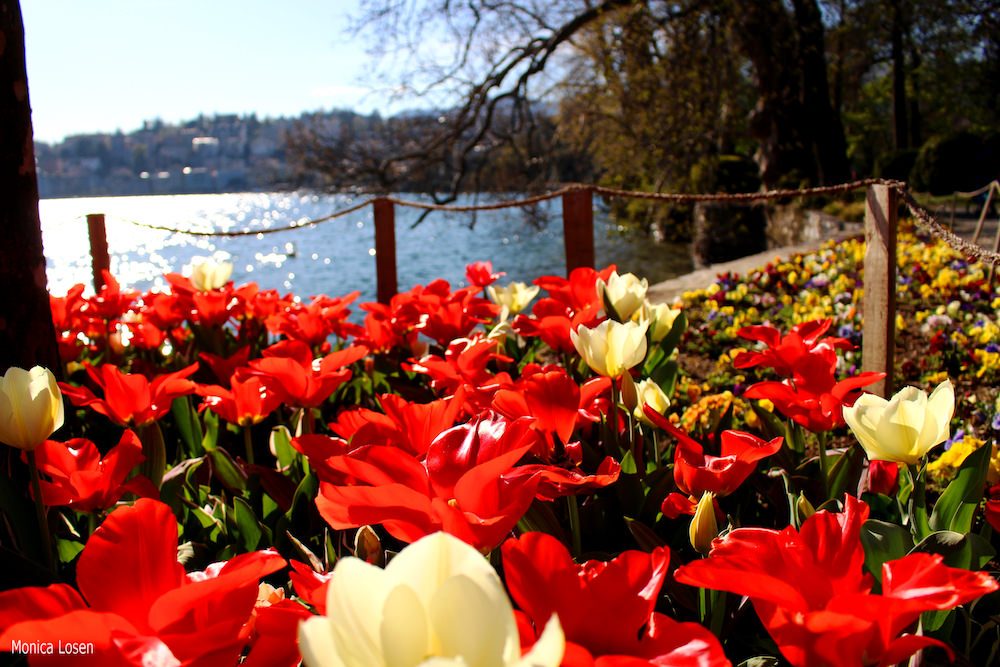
843,379,955,465
0,366,64,451
299,532,564,667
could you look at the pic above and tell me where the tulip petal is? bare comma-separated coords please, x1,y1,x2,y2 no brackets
380,584,431,667
518,614,565,667
323,557,392,666
430,574,518,667
298,617,346,667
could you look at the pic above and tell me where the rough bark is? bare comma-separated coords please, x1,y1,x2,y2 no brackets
0,0,60,373
890,0,909,150
793,0,851,184
736,0,817,188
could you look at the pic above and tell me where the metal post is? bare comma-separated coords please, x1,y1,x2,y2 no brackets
373,198,398,304
562,187,595,274
86,213,110,291
861,185,898,398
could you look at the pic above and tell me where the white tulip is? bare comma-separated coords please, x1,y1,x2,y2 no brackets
299,532,564,667
596,271,648,321
0,366,64,451
188,257,233,291
843,380,955,465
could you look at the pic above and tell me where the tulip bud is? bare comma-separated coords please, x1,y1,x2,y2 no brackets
690,491,719,555
633,379,671,425
354,525,384,566
0,366,64,451
796,492,815,522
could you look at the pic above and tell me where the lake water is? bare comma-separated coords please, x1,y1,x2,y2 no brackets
40,192,694,303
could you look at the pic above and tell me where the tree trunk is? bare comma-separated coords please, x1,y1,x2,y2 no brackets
0,0,60,373
735,0,817,188
792,0,850,184
890,0,909,151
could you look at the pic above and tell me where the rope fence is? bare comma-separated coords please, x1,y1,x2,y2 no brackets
82,177,1000,397
88,178,1000,265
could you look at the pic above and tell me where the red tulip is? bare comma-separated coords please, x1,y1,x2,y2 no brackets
674,495,998,667
734,319,850,380
985,484,1000,533
196,376,283,427
60,363,199,427
534,265,616,317
406,336,514,409
865,459,900,496
287,561,332,614
493,366,582,447
0,499,286,666
245,340,366,408
503,532,729,666
735,319,883,433
33,431,156,511
199,346,251,384
313,412,542,551
742,372,883,433
328,391,465,457
466,260,505,287
85,271,139,322
644,406,781,516
267,293,361,351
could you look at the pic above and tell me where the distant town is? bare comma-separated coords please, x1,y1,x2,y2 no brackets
35,111,332,198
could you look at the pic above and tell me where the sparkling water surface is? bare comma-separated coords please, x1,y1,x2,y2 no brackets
40,192,694,303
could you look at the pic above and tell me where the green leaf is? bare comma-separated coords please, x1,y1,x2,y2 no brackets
860,519,914,582
232,497,262,551
201,410,220,453
749,401,787,441
929,443,990,534
208,448,248,492
657,311,687,357
137,422,167,489
620,449,638,474
651,359,679,399
625,516,667,551
56,539,85,563
171,396,204,458
270,425,296,470
911,530,996,571
827,445,865,502
287,471,318,520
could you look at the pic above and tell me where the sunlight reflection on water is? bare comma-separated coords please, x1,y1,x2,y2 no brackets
40,192,694,302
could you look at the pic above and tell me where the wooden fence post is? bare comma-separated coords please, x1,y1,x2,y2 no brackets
86,213,110,292
562,187,595,274
373,198,398,304
862,185,898,398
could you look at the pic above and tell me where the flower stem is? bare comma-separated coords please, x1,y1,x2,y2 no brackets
817,431,829,499
27,450,56,574
907,463,932,541
609,380,621,454
243,426,255,466
566,494,582,559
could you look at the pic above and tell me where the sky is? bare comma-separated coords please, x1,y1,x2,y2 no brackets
22,0,412,143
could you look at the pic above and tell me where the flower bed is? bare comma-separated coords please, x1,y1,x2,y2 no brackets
0,229,998,666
